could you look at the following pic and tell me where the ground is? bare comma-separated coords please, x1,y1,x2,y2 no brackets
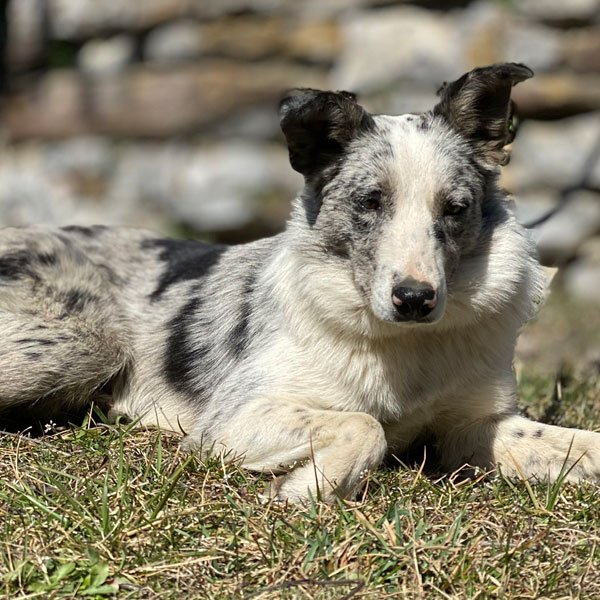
1,289,599,600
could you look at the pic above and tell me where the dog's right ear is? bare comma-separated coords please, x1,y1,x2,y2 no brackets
433,63,533,166
279,89,374,177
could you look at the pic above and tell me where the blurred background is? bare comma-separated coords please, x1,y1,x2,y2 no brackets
0,0,599,373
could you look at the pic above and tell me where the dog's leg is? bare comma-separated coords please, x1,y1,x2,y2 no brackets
188,399,388,502
436,406,600,482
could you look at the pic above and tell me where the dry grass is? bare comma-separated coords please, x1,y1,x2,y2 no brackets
1,368,599,600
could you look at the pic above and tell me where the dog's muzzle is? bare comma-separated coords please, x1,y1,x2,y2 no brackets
391,283,438,322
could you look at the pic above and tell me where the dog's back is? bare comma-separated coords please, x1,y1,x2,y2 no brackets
0,224,282,431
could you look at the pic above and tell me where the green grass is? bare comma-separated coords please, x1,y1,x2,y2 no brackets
1,367,599,599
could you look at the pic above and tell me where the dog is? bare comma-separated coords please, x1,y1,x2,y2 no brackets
1,62,599,502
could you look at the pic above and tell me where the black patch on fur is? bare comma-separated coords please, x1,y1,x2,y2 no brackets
305,160,343,227
417,117,430,132
227,270,256,359
61,225,106,237
513,430,525,439
302,192,323,228
16,338,57,346
164,295,211,400
432,221,447,244
467,156,494,182
143,238,227,300
96,263,121,286
534,429,543,438
60,289,99,313
56,234,73,248
0,250,61,281
0,251,38,281
36,253,57,266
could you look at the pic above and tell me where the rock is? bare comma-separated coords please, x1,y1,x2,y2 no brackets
192,0,287,20
6,0,45,69
565,261,600,304
330,6,464,92
3,61,326,139
563,28,600,73
44,137,112,180
454,2,559,74
182,17,340,64
503,113,600,192
532,191,600,265
577,234,600,264
48,0,297,36
192,0,371,20
0,144,74,226
48,0,192,39
0,138,301,235
3,70,89,139
109,141,300,233
564,238,600,304
511,73,600,119
459,1,508,67
502,22,562,73
288,0,379,19
457,2,562,74
106,143,181,228
214,106,284,140
144,20,204,62
513,191,560,229
0,141,148,229
285,21,341,63
362,85,438,116
196,16,286,61
330,2,564,93
515,0,600,23
78,35,135,76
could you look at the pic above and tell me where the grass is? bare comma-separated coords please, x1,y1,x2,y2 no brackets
1,368,599,600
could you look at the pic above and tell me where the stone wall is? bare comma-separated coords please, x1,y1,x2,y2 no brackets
1,0,600,299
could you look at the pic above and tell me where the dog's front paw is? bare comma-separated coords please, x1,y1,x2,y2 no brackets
554,430,600,482
494,419,600,483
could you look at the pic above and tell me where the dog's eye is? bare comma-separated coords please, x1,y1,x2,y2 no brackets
358,191,382,211
444,201,468,217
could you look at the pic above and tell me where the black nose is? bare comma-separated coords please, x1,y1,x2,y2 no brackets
391,284,437,321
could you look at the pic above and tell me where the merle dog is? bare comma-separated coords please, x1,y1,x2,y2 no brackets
2,63,599,501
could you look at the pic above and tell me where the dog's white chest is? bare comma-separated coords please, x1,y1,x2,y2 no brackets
265,331,475,423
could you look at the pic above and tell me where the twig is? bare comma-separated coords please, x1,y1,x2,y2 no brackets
524,134,600,229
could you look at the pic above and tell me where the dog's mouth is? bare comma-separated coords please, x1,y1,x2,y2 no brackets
385,309,445,326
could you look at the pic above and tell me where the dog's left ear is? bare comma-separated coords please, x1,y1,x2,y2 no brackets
434,63,533,165
279,89,375,177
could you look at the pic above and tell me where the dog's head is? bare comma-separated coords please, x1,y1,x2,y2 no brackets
279,63,533,327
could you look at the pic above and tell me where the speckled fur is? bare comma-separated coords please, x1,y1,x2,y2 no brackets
2,64,600,502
